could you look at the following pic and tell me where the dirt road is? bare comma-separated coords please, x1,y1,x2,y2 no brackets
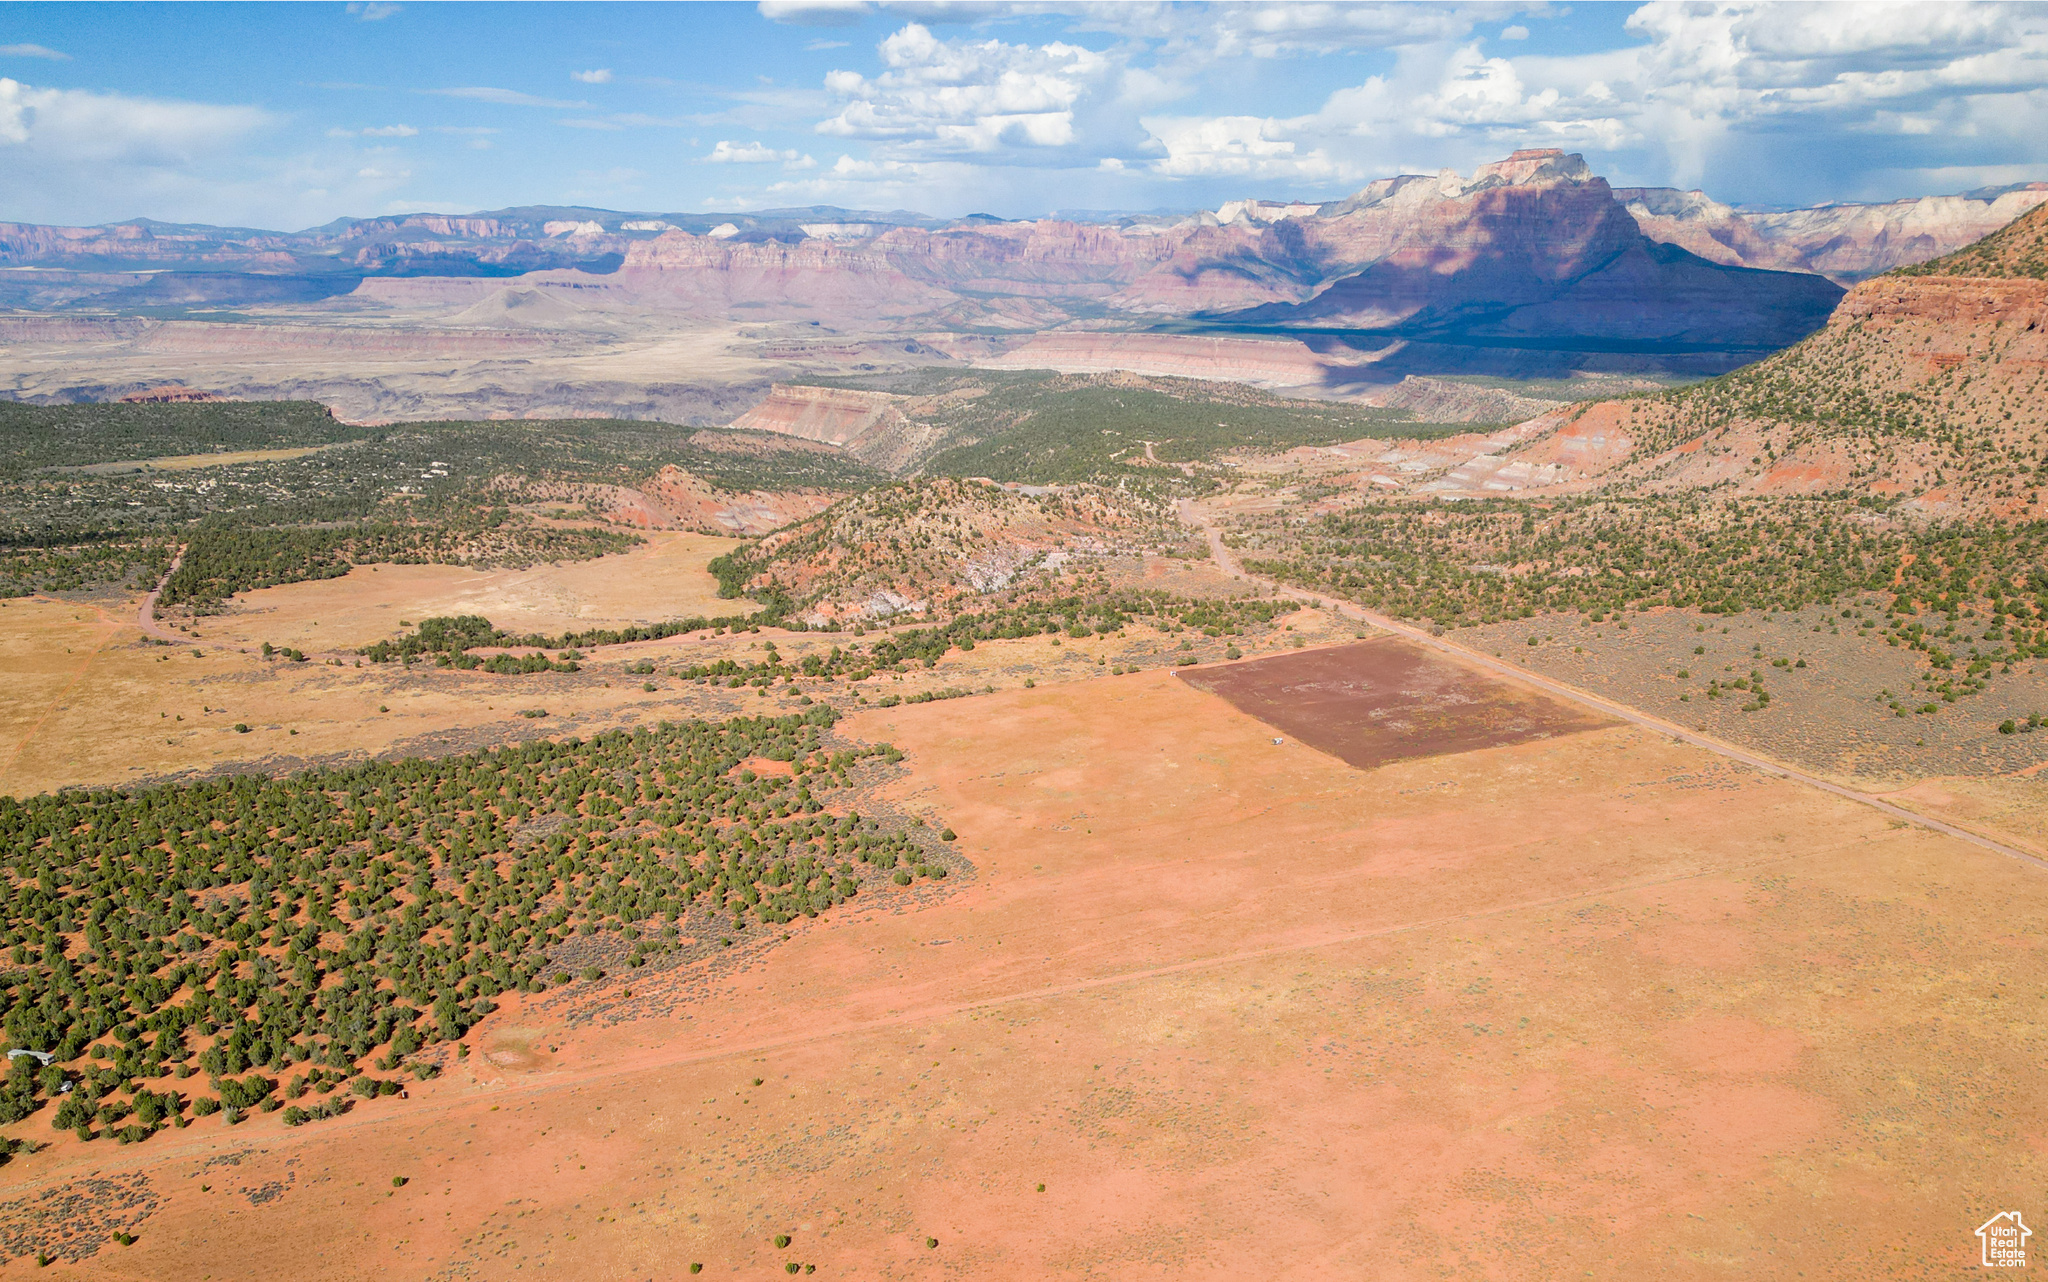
135,548,186,644
1177,497,2048,872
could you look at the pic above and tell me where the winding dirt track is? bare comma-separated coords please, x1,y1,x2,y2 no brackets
135,548,186,644
1177,497,2048,872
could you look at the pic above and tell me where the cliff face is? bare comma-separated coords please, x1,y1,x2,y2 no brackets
8,161,2039,315
728,384,909,448
1837,275,2048,327
1425,203,2048,518
1616,184,2048,284
610,233,956,320
726,384,961,473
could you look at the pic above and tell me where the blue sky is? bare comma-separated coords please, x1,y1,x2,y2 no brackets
3,1,2046,230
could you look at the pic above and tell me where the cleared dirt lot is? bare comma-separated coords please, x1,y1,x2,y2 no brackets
5,659,2043,1279
1179,636,1612,768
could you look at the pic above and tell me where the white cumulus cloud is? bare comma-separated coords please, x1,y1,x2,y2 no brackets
572,69,613,84
1144,114,1348,181
759,0,870,27
817,23,1110,155
706,139,805,163
1121,1,2048,206
0,77,270,161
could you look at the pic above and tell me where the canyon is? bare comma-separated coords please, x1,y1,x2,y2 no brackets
6,151,2040,427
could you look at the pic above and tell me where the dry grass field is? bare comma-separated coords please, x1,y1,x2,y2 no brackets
181,529,753,652
0,549,1349,799
2,638,2043,1279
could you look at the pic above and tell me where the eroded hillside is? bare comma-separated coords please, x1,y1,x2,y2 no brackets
714,476,1192,625
1574,201,2048,518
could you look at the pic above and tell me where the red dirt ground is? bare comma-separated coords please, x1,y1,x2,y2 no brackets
3,659,2044,1280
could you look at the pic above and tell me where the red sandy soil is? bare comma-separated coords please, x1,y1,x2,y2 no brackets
3,658,2045,1279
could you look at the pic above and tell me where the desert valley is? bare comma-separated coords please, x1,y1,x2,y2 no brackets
3,13,2048,1276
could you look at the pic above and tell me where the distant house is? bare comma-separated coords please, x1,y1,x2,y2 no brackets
1978,1211,2031,1267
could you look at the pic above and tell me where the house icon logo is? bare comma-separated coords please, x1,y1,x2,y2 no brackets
1978,1211,2031,1267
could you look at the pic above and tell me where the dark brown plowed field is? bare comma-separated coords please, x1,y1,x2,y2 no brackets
1178,636,1613,769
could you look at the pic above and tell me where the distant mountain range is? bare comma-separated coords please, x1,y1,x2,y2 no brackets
3,152,2037,305
3,150,2043,420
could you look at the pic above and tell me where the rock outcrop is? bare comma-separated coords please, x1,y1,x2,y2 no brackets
510,464,845,537
726,384,960,473
729,385,910,448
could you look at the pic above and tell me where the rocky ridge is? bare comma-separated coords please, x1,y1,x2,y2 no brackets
6,153,2041,425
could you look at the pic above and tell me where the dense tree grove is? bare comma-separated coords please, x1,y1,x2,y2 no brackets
0,401,356,480
0,707,945,1143
362,610,770,665
0,539,173,599
907,374,1440,487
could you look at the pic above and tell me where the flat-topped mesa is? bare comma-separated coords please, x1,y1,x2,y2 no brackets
1464,148,1595,190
